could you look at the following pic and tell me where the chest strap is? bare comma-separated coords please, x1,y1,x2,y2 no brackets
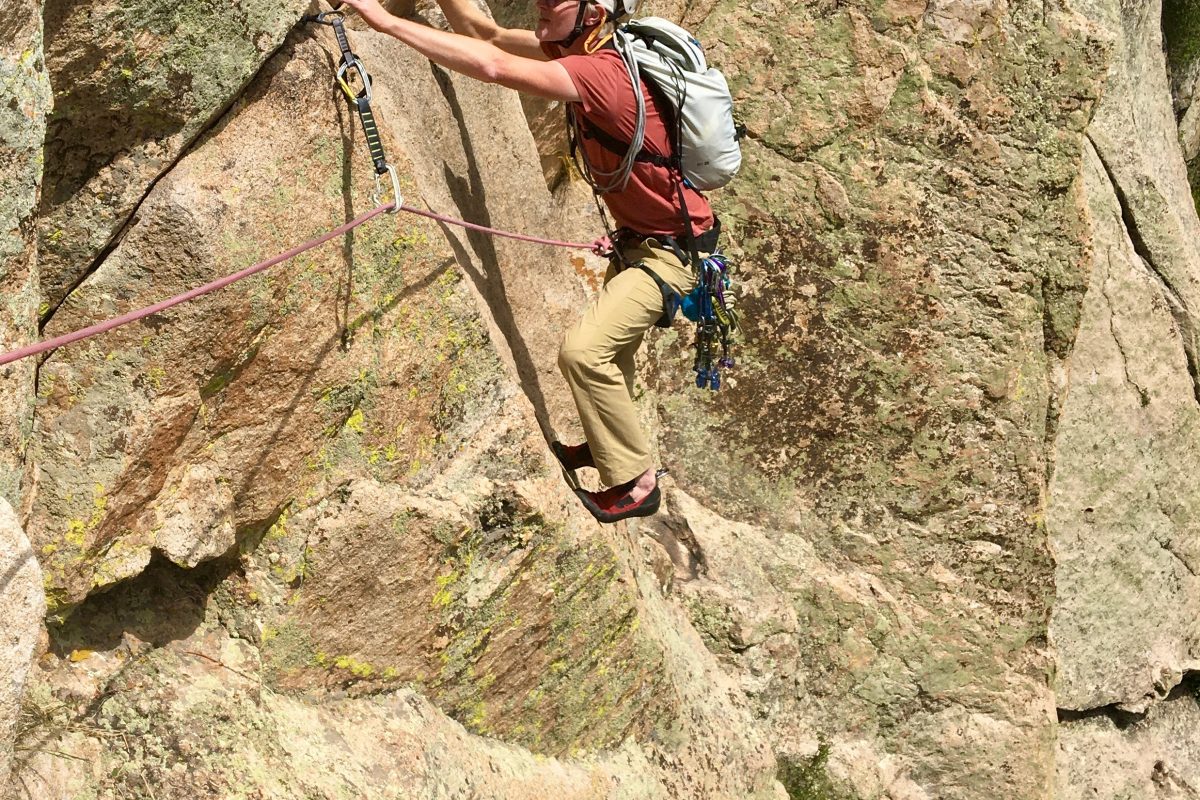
577,116,679,171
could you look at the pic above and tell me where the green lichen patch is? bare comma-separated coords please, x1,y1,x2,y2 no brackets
1164,0,1200,71
245,485,672,758
70,647,291,799
303,266,505,490
430,521,669,755
261,621,319,687
777,744,859,800
41,0,301,189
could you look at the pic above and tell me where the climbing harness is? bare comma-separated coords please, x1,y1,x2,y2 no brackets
587,221,740,394
305,10,402,211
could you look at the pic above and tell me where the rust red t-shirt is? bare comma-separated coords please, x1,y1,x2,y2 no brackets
549,45,714,238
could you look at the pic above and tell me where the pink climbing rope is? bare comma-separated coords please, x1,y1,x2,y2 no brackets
0,203,595,368
398,203,592,250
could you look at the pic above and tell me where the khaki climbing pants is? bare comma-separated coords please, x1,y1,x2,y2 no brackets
558,238,698,487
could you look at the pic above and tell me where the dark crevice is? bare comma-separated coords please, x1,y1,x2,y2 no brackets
1058,670,1200,727
1041,362,1062,489
1087,134,1200,407
1039,273,1066,490
1057,703,1147,729
47,547,238,652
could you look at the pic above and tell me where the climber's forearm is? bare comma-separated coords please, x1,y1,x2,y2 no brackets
340,0,571,98
378,15,508,83
434,0,497,41
432,0,545,59
372,15,577,100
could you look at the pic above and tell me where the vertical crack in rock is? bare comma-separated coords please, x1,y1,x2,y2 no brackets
1088,133,1200,407
1041,273,1067,485
38,206,140,332
1098,248,1152,407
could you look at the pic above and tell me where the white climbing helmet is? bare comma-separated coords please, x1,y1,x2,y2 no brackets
594,0,637,19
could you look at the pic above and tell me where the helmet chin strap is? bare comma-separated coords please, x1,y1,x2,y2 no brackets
554,0,594,48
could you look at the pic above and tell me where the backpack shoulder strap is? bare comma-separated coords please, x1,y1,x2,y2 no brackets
575,114,676,170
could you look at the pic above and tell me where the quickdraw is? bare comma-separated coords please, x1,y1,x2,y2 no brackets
684,253,737,391
306,9,402,211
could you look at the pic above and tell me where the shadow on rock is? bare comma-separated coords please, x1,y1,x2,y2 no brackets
428,60,557,441
47,550,236,655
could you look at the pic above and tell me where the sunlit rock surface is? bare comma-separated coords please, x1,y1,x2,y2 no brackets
0,0,51,508
8,0,1200,798
36,0,308,306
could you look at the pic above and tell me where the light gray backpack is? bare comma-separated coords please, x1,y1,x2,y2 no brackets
571,16,743,194
616,17,742,191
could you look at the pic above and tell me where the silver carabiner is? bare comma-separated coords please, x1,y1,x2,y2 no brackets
372,164,403,212
336,57,373,102
311,10,344,24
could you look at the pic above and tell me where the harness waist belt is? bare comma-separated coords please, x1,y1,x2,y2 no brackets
617,217,721,265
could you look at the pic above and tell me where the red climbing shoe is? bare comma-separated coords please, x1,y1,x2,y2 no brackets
551,441,594,471
574,478,661,524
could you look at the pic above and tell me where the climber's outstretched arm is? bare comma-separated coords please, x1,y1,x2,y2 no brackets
430,0,546,60
340,0,578,101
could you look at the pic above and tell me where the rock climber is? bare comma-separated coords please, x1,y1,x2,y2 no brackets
337,0,719,523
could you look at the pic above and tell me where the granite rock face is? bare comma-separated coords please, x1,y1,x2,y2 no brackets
1055,0,1200,699
1049,139,1200,716
1164,0,1200,204
8,0,1200,798
36,0,308,307
0,499,45,792
644,2,1106,798
11,17,779,800
1057,680,1200,800
0,0,51,509
27,31,466,611
1048,0,1200,791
